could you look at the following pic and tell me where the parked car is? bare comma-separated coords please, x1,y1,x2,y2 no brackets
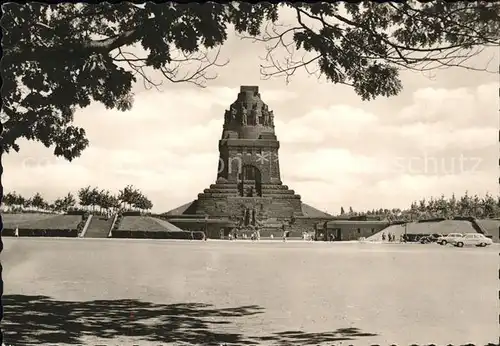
451,233,493,247
420,233,443,244
437,233,463,245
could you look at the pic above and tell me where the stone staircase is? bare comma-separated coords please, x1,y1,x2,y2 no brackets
472,218,499,242
367,219,482,242
84,214,114,238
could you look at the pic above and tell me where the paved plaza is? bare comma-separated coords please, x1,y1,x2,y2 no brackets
1,238,497,345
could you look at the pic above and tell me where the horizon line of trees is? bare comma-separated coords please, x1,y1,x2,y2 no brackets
2,185,153,215
339,192,500,221
2,190,500,220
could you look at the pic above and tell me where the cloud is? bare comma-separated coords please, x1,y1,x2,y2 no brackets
397,82,498,129
277,82,497,157
277,105,378,145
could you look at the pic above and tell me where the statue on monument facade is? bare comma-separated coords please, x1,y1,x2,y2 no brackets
261,105,271,126
243,208,250,226
230,106,237,121
241,105,248,125
251,104,260,125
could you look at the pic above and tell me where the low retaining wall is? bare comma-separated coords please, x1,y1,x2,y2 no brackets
2,228,79,237
111,230,205,240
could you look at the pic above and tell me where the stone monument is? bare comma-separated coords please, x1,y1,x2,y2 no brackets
195,85,302,220
165,86,333,237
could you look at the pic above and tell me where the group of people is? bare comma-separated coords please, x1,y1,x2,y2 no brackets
380,232,408,243
222,228,289,241
226,231,261,240
250,231,260,241
381,232,397,242
301,232,315,241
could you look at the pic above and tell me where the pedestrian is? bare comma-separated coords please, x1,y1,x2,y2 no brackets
15,227,19,237
281,223,287,242
381,232,386,241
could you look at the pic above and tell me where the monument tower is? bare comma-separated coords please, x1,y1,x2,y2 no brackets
166,86,332,236
197,85,302,220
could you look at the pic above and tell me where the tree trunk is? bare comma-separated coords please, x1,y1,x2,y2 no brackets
1,151,3,253
0,148,4,335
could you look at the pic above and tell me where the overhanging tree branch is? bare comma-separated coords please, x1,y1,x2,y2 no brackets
1,1,498,157
240,2,498,86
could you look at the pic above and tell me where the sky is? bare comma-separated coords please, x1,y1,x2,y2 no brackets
3,15,499,214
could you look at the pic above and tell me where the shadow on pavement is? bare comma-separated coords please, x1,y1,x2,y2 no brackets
254,328,378,344
2,294,377,345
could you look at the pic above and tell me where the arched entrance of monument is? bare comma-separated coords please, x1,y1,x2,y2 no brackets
238,165,262,197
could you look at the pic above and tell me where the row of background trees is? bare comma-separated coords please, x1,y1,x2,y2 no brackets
2,185,153,215
2,190,499,220
339,192,500,220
